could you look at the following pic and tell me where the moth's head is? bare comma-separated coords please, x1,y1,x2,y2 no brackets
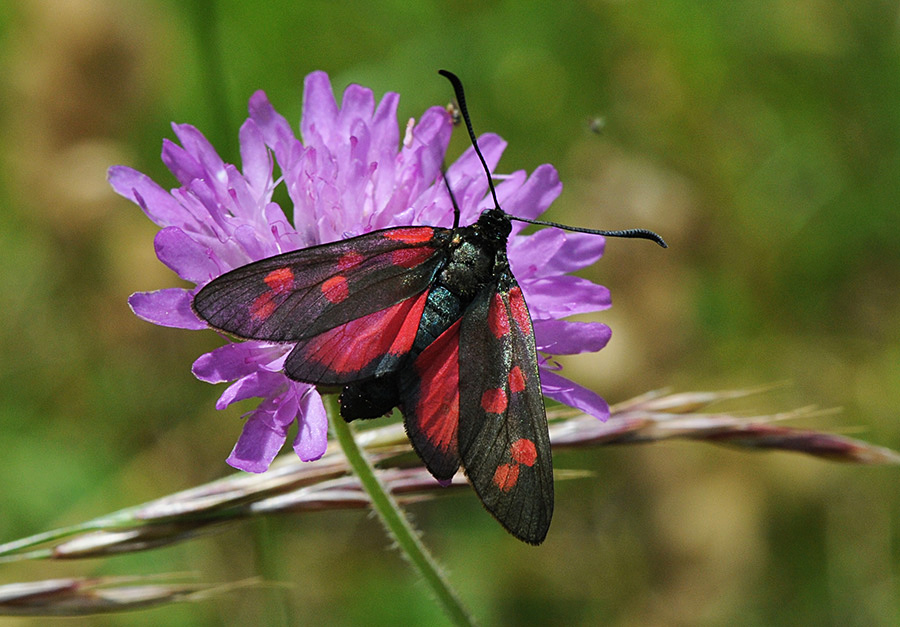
478,206,513,238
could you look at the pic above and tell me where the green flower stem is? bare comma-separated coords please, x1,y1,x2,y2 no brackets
326,396,474,627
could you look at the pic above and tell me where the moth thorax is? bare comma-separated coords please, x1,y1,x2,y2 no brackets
440,239,494,299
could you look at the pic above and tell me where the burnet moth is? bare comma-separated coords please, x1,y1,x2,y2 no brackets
192,70,666,544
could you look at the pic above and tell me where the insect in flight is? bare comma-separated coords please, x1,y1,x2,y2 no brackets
193,70,666,544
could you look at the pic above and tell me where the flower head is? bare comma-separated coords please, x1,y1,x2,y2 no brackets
110,71,612,473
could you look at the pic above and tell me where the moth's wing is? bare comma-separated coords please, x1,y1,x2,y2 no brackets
284,288,431,385
397,319,463,480
456,272,554,545
193,226,449,342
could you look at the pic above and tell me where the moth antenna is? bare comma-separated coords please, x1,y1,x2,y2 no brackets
438,70,503,213
439,69,667,249
441,169,462,229
511,217,668,248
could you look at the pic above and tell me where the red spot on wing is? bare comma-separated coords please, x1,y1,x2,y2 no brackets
413,322,461,453
250,267,296,321
490,440,536,493
488,293,510,338
481,388,508,414
510,439,537,467
264,267,294,293
384,227,435,244
508,366,526,393
508,287,532,336
300,291,429,374
493,463,520,492
338,251,365,270
250,292,277,321
391,247,435,269
321,275,349,303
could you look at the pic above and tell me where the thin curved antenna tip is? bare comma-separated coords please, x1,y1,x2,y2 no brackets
438,70,503,212
511,217,668,248
617,229,668,248
595,228,668,248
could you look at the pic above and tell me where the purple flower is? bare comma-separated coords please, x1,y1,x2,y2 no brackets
110,71,612,474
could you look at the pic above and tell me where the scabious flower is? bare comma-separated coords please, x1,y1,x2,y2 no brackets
109,71,612,474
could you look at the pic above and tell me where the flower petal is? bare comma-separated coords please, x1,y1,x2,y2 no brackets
444,134,506,222
238,118,274,200
169,123,228,187
215,370,289,409
293,388,328,461
510,230,605,279
226,405,290,473
338,83,375,136
370,91,400,165
108,166,189,228
248,90,303,172
534,320,611,355
301,71,339,146
522,276,611,319
192,342,289,383
161,138,205,188
128,289,207,329
154,227,219,283
539,368,610,421
501,163,562,221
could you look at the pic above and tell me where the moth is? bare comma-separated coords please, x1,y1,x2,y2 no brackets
193,70,666,544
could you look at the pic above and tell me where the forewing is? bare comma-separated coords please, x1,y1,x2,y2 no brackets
457,272,554,545
193,226,449,341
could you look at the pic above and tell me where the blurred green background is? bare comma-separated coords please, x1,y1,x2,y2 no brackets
1,0,899,624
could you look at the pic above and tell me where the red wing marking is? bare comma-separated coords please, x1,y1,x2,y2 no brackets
298,291,428,375
250,267,297,320
493,464,520,492
337,251,365,270
391,247,435,269
413,322,461,454
386,295,427,356
384,227,435,244
508,366,526,393
508,287,531,336
321,275,349,304
250,292,277,321
264,267,294,293
510,439,537,467
481,388,508,414
491,440,537,492
487,293,510,338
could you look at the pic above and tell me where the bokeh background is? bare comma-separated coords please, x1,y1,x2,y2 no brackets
2,0,899,624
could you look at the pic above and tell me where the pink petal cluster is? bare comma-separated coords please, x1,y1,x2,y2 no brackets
110,71,612,473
